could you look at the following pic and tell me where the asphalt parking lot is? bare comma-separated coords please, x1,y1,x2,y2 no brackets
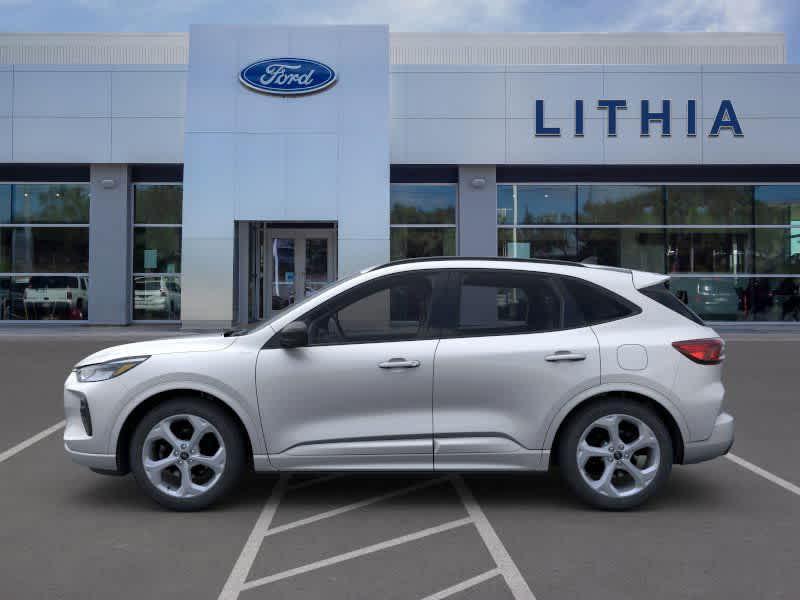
1,328,799,599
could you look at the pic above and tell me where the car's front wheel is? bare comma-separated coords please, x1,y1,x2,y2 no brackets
129,398,246,511
557,399,673,510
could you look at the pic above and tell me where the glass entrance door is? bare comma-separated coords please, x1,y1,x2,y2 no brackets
265,228,337,317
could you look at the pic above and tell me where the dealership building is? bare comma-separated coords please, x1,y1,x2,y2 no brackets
0,27,799,327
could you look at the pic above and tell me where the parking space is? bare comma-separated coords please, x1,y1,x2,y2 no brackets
0,329,799,599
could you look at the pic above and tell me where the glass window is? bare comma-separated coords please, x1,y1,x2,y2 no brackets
639,281,704,325
2,184,89,224
667,229,753,274
498,228,577,260
498,185,575,225
0,183,90,321
578,229,665,272
134,185,182,225
390,227,456,261
133,275,181,320
666,186,752,225
559,276,639,325
669,277,748,321
1,227,89,273
307,273,435,345
754,185,800,225
578,185,663,225
132,184,182,320
390,184,456,225
390,184,457,260
450,270,564,336
755,228,800,274
133,227,181,273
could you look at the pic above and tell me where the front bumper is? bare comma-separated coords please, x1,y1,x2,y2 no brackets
63,443,119,471
682,412,735,464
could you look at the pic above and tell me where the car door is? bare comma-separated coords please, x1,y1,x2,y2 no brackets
256,270,447,470
432,269,601,470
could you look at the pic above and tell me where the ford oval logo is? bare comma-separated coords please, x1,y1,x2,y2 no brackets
239,58,337,96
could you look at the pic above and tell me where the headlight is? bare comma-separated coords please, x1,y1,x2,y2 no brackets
75,356,149,382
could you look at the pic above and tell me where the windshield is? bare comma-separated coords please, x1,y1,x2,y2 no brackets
243,271,364,335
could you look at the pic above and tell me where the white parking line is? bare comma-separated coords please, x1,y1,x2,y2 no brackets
452,476,537,600
218,474,288,600
263,477,449,539
726,453,800,497
0,420,65,465
419,568,501,600
240,518,472,591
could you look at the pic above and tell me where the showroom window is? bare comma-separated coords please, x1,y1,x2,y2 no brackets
132,184,182,321
0,183,90,321
497,183,800,322
390,184,457,260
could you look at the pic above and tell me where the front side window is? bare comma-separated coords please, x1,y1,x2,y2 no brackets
390,184,457,260
132,184,182,321
306,272,436,345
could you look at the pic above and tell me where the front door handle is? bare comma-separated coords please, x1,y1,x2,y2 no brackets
545,351,587,362
378,358,421,369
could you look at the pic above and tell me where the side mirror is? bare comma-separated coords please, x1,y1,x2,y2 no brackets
280,321,308,348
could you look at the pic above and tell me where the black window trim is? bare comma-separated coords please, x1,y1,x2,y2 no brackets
437,268,642,340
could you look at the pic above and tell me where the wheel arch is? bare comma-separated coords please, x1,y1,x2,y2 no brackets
114,388,256,475
546,388,686,467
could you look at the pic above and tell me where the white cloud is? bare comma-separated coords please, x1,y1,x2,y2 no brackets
277,0,525,31
621,0,780,32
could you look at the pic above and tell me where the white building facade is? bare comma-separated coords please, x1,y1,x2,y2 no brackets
0,28,798,327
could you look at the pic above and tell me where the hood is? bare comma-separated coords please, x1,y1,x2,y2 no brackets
75,334,236,367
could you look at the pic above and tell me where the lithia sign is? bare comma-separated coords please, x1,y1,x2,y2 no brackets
535,99,743,138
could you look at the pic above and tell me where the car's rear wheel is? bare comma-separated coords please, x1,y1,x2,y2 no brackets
557,399,673,510
129,398,246,511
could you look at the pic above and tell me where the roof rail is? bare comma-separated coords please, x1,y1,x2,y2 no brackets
371,256,589,271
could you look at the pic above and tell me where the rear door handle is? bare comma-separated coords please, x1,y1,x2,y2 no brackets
378,358,421,369
545,351,587,362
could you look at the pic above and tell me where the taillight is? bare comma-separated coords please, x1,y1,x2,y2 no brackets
672,338,725,365
67,290,73,300
160,289,167,297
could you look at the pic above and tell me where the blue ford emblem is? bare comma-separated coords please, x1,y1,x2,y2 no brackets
239,58,337,96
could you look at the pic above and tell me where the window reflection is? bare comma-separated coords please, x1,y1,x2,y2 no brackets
578,186,662,225
0,275,88,320
667,229,752,274
391,184,457,259
391,227,456,260
669,277,800,322
133,275,180,320
666,186,752,225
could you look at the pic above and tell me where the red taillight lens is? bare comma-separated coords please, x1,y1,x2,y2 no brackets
672,338,725,365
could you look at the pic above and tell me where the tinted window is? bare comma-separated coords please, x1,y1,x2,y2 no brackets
640,281,705,325
559,277,639,325
450,270,564,336
306,273,435,345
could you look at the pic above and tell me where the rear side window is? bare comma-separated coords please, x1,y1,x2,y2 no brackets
450,270,564,336
640,282,705,326
558,277,640,326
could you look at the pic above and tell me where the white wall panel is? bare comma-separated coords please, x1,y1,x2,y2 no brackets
606,118,701,164
111,117,184,162
0,118,11,160
702,72,800,118
338,238,389,278
702,118,798,164
234,133,286,221
506,71,603,119
285,133,338,221
402,72,505,118
182,132,235,238
405,118,504,164
14,70,109,117
506,117,604,164
112,70,185,116
184,26,238,133
13,117,110,162
0,69,11,117
338,134,389,238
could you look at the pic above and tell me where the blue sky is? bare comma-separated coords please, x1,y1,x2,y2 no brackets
2,0,798,62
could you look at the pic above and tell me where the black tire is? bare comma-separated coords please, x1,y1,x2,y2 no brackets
557,399,673,510
129,398,246,511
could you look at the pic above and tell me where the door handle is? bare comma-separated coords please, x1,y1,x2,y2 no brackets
378,358,421,369
545,351,587,362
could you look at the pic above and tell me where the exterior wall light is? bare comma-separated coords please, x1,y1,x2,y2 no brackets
470,177,487,189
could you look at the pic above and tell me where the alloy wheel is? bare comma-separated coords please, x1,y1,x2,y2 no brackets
141,414,226,498
576,413,661,499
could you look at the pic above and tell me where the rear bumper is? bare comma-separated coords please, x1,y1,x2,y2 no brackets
681,412,735,464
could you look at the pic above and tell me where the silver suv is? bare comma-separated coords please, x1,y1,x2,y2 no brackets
64,258,733,511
